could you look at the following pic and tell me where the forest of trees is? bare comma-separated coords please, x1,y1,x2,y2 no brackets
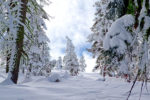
0,0,86,84
0,0,150,99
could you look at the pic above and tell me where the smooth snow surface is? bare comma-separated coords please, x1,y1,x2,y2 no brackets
0,72,150,100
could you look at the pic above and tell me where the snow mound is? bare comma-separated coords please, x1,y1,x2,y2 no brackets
0,78,14,85
48,73,61,82
52,70,70,79
62,71,70,79
0,74,15,85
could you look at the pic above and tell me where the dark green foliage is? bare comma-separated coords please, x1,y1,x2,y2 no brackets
106,0,126,20
140,17,145,31
145,0,149,11
124,40,130,47
138,69,142,76
145,0,150,16
137,0,143,13
145,27,150,41
100,47,124,65
123,0,129,13
127,0,135,15
128,27,133,32
137,0,143,7
147,9,150,16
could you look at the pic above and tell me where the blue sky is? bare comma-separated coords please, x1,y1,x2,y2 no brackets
44,0,97,72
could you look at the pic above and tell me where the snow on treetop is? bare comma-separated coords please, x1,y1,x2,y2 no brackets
103,15,135,54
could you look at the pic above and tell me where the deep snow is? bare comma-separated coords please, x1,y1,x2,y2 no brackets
0,71,150,100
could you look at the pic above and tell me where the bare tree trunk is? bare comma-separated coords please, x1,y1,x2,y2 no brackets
10,0,28,84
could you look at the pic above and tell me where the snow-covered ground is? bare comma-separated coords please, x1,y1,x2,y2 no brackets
0,71,150,100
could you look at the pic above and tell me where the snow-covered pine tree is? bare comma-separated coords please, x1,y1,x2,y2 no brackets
129,0,150,82
103,14,136,81
0,0,50,84
88,0,128,79
103,0,150,82
40,42,51,76
50,59,56,69
89,0,150,98
22,0,51,77
4,0,28,84
54,57,62,70
63,37,79,76
89,0,150,83
79,56,87,72
0,0,10,73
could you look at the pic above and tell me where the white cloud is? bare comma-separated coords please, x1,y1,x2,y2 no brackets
44,0,97,71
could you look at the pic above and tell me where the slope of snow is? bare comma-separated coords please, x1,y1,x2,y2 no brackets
0,72,150,100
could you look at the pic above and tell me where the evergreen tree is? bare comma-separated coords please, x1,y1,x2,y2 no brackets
7,0,28,84
55,57,62,70
88,0,128,79
22,0,50,77
0,0,50,84
88,0,150,98
89,0,150,86
63,37,79,76
50,59,57,69
103,0,150,82
79,56,87,72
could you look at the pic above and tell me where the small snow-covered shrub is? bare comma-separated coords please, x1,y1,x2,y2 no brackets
48,73,61,82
